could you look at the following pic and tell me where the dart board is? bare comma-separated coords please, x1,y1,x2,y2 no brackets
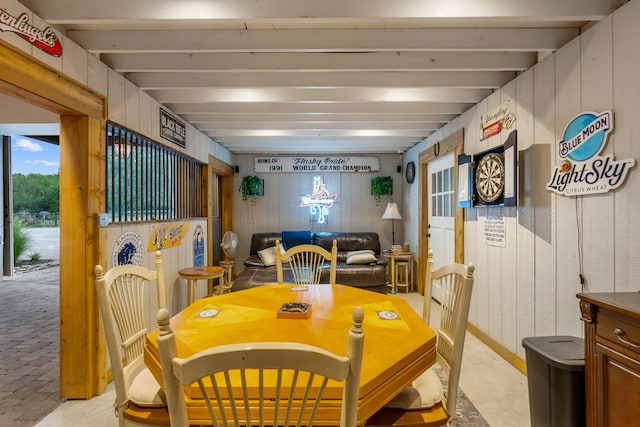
475,152,505,203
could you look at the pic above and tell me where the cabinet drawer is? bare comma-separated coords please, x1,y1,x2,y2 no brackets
597,312,640,354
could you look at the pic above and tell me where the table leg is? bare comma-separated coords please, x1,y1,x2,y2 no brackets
391,258,397,294
218,275,225,295
186,279,193,305
410,259,414,292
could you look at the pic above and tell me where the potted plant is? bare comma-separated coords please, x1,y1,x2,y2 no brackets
239,175,262,204
371,176,393,206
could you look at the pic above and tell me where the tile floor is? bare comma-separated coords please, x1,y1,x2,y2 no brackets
36,292,531,427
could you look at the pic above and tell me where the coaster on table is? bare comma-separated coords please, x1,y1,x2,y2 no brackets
377,310,401,320
197,309,221,318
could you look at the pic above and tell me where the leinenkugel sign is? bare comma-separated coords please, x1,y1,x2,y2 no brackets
0,9,62,56
254,156,380,173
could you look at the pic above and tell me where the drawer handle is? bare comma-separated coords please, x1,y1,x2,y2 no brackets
613,328,640,349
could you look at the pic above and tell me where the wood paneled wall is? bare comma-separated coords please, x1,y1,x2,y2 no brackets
404,0,640,366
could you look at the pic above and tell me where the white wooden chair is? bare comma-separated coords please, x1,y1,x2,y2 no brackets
367,250,475,427
156,305,364,427
94,251,170,427
275,239,338,285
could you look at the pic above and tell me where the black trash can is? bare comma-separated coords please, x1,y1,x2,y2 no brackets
522,336,585,427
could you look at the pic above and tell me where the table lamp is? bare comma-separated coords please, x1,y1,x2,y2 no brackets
382,202,402,246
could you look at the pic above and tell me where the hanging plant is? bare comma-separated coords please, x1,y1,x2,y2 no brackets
239,175,263,204
371,176,393,206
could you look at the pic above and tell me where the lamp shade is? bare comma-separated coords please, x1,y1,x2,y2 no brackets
382,202,402,220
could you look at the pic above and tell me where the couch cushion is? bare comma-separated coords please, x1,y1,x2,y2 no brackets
281,230,312,249
249,232,282,255
257,245,285,267
314,232,381,253
244,255,264,268
346,250,377,265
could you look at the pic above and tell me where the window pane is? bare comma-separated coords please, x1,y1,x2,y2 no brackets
450,167,455,191
444,168,450,192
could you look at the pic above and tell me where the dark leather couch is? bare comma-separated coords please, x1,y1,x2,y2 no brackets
234,231,388,293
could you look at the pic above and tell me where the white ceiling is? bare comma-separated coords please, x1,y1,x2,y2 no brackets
15,0,624,154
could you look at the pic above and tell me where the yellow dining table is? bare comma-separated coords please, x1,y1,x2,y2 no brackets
145,284,436,426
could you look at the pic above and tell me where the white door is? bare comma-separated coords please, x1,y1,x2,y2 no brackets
427,151,456,301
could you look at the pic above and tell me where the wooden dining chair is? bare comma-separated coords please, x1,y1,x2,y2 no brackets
94,251,170,427
156,305,364,427
275,238,338,285
366,250,475,427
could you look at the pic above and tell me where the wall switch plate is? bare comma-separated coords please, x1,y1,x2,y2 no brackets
97,213,110,227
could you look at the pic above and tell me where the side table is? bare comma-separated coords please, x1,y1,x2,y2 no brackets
385,252,414,294
178,266,225,306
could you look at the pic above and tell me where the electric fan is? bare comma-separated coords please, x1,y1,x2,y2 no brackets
220,231,239,261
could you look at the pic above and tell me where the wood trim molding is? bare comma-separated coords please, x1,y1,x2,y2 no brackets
453,143,465,265
419,129,464,164
0,40,105,119
580,300,595,323
466,322,528,374
417,128,465,294
208,155,234,265
209,156,234,176
60,115,105,398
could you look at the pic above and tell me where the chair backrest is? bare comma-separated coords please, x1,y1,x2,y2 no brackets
275,239,338,285
94,251,166,417
422,249,475,417
157,305,364,427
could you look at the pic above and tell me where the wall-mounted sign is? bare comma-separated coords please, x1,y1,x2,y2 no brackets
160,109,186,148
0,9,62,56
112,230,144,266
193,225,205,267
255,156,379,173
300,176,338,224
483,215,506,247
149,222,190,251
547,111,635,196
479,101,516,141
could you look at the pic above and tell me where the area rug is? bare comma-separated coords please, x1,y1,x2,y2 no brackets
432,365,490,426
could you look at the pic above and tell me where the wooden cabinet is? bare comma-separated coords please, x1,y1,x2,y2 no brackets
578,293,640,427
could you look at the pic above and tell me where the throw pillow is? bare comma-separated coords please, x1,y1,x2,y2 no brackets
257,245,285,267
346,250,377,265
